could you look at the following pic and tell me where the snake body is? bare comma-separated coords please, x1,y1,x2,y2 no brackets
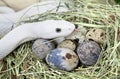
0,20,75,60
0,1,68,38
0,6,15,13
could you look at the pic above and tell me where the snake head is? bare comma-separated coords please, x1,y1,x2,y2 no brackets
40,20,75,39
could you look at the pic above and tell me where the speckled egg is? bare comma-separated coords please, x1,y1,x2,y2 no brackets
46,48,79,71
86,28,106,44
66,26,87,43
77,41,101,66
32,39,55,59
57,39,77,50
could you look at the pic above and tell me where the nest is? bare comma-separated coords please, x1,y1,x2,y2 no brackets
0,0,120,79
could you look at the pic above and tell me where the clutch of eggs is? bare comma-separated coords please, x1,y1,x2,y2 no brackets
31,27,102,71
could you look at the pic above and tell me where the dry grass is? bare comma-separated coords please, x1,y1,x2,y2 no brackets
0,0,120,79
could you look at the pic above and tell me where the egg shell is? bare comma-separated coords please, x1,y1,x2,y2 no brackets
46,48,79,71
66,26,87,43
32,39,55,59
57,39,77,50
77,41,101,66
86,28,106,44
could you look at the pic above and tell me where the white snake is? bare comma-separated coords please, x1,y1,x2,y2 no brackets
0,1,75,60
0,6,15,13
0,20,75,60
0,1,68,38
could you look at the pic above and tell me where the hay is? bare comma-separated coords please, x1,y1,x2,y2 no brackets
0,0,120,79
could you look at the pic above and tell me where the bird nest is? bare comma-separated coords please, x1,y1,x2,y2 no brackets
0,0,120,79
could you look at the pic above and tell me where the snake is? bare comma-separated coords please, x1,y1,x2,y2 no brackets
0,20,75,60
0,6,15,13
0,0,68,38
0,1,74,60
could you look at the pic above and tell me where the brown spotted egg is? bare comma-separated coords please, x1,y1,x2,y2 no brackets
57,39,77,51
32,39,55,59
86,28,106,44
66,26,87,43
46,48,79,71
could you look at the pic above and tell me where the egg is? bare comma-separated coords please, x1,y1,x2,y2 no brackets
46,48,79,71
77,41,101,66
57,39,77,50
86,28,106,44
32,39,55,59
66,26,87,43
